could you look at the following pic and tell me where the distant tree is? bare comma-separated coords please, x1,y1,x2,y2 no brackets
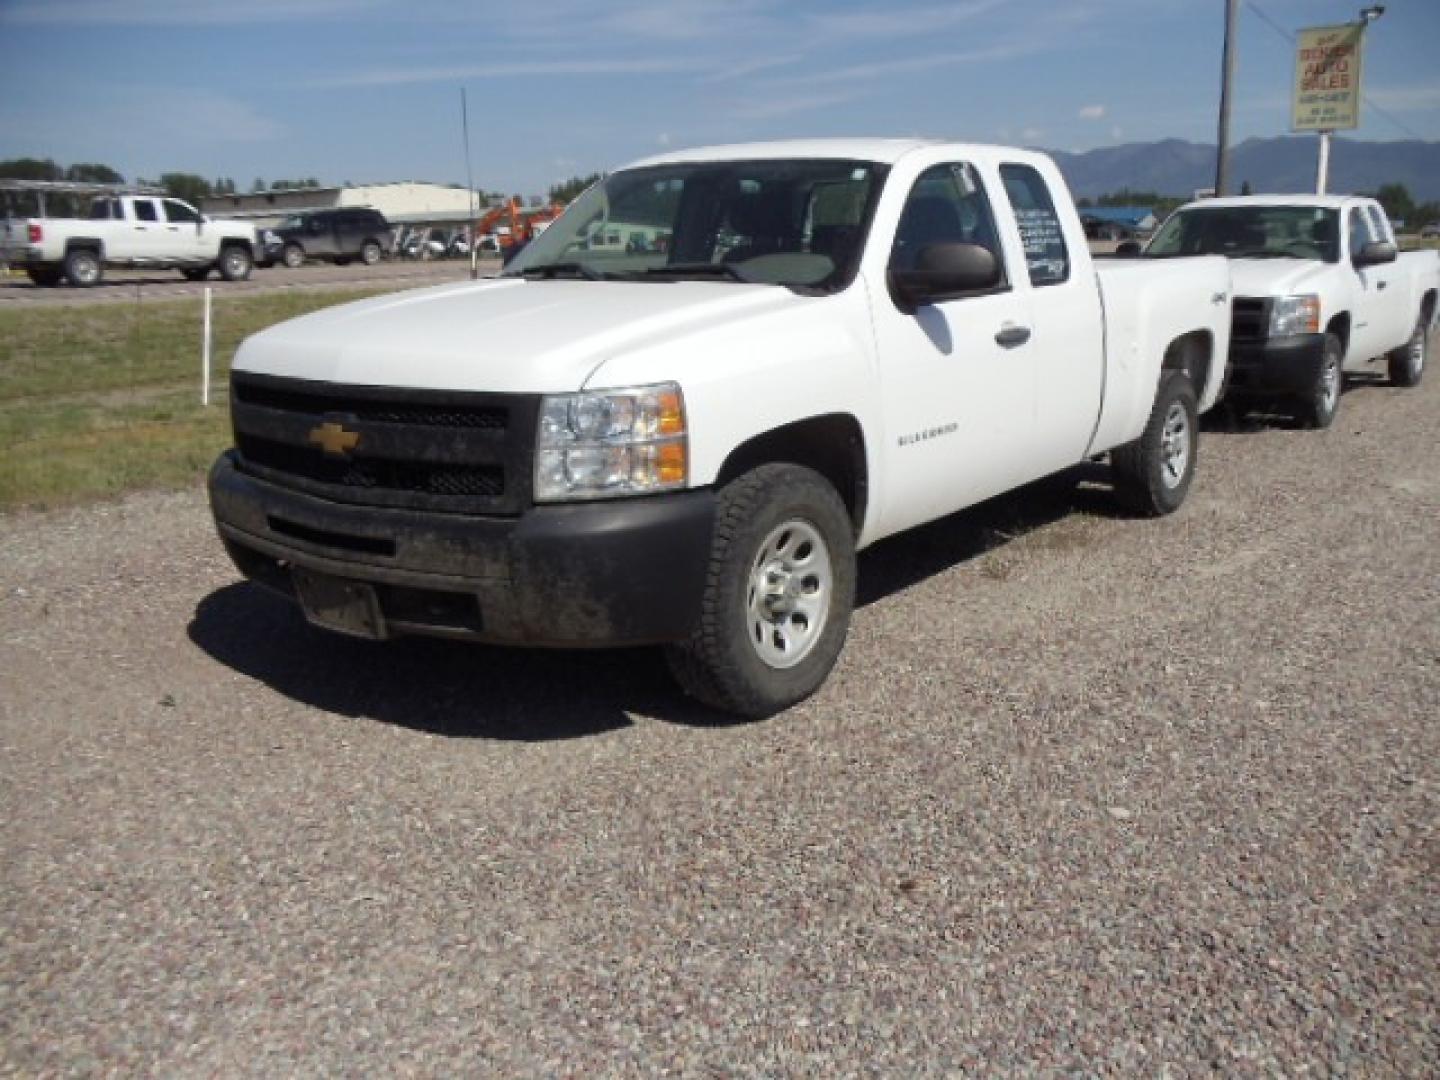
1374,183,1415,224
1240,179,1252,196
66,162,124,184
0,157,64,181
160,172,213,205
548,172,603,205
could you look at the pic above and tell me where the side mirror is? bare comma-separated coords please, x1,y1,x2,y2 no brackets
1352,240,1397,267
1115,240,1143,257
889,242,1001,312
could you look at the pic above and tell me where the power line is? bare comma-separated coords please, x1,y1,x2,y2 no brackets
1243,0,1426,140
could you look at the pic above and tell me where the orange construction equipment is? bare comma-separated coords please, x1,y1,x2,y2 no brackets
474,197,564,254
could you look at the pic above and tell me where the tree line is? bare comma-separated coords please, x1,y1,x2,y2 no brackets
1078,182,1436,229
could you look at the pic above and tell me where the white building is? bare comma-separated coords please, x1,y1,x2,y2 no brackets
201,181,483,229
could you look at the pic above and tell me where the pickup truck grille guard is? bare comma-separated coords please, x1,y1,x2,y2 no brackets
229,372,539,515
1231,297,1272,343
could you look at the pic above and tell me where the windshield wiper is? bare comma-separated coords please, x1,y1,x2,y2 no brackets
514,261,609,281
643,262,752,283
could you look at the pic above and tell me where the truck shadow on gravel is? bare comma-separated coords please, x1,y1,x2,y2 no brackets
188,462,1123,737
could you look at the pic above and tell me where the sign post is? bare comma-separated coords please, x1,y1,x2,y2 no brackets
1291,22,1366,194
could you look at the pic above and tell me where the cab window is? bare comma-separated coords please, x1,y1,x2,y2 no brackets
1000,163,1070,286
132,200,158,223
889,162,1005,281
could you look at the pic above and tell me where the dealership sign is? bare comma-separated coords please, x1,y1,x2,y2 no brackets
1292,23,1365,131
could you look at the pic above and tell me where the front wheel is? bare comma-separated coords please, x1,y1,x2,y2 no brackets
360,240,382,266
665,464,856,719
281,244,305,270
1387,312,1428,387
1298,333,1343,428
1110,369,1198,517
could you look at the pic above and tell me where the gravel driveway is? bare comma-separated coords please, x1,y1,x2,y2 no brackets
2,358,1436,1074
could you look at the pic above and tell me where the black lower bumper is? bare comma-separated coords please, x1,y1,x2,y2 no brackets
208,451,716,647
1224,333,1327,398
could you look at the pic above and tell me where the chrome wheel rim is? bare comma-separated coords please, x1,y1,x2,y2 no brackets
1159,399,1191,489
746,520,832,670
223,251,245,276
72,256,98,284
284,248,303,268
1320,351,1341,412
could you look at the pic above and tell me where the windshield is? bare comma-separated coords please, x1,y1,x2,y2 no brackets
1148,205,1340,262
504,158,888,291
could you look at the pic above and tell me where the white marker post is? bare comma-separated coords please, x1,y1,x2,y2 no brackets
201,286,213,406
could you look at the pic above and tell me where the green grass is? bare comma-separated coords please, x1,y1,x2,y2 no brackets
0,289,391,509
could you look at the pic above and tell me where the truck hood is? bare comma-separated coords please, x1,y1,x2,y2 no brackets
1226,257,1332,299
232,278,812,393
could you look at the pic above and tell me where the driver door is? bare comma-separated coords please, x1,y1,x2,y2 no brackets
869,162,1037,536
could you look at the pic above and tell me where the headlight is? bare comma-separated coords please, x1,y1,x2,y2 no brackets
535,382,688,501
1268,294,1320,338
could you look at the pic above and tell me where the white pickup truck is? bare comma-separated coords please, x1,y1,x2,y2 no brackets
209,139,1231,716
0,184,258,287
1138,194,1440,427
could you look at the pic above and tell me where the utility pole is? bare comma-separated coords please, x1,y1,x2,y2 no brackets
1215,0,1239,197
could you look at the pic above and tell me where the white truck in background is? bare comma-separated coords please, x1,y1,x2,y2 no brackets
1137,194,1440,427
0,180,259,287
209,139,1232,717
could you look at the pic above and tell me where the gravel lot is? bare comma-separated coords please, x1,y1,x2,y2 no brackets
2,353,1437,1074
0,258,496,308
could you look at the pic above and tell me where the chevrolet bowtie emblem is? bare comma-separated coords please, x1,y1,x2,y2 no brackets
308,421,361,456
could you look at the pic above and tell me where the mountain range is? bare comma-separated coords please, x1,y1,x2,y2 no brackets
1046,137,1440,203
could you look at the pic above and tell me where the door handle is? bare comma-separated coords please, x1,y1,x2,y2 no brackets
994,324,1032,348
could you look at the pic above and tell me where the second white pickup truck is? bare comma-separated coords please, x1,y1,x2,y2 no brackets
209,139,1231,716
0,186,258,287
1140,194,1440,427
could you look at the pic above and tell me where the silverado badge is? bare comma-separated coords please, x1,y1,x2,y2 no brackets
308,421,361,456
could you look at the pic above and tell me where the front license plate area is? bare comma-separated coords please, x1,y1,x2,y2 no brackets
293,569,387,639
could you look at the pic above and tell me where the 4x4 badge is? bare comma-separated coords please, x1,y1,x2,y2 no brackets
308,421,361,455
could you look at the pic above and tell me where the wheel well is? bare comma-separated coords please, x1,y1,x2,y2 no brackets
715,414,868,535
64,238,103,259
1327,312,1351,354
1162,330,1214,396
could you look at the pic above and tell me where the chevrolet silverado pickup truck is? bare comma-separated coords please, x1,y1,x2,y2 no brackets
209,139,1231,717
1138,194,1440,427
0,185,258,287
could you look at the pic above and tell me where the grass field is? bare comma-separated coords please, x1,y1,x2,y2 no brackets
0,290,389,509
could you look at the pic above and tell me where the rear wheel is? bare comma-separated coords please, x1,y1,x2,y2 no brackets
360,240,382,266
1111,369,1198,517
1387,311,1428,387
63,248,102,288
1298,333,1343,428
665,464,856,718
281,244,305,269
218,245,253,282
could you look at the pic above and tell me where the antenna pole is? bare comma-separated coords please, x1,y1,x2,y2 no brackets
462,87,478,280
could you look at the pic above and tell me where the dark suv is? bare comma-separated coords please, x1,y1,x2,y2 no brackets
265,208,391,268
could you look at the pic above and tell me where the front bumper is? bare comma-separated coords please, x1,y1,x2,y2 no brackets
1224,333,1328,398
208,450,716,647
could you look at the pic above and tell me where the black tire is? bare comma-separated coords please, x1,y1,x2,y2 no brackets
63,247,102,288
26,265,63,287
1297,333,1343,429
664,464,856,719
360,240,382,266
217,245,253,282
1387,311,1428,387
1111,369,1199,517
281,244,305,270
181,267,210,282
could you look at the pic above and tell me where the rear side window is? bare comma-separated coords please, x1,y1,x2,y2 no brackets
132,200,157,222
163,200,201,224
1000,163,1070,286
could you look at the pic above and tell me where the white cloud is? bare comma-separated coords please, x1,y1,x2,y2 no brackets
1079,104,1106,120
309,58,703,89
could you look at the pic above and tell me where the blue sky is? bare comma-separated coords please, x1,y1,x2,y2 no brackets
1,0,1436,197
